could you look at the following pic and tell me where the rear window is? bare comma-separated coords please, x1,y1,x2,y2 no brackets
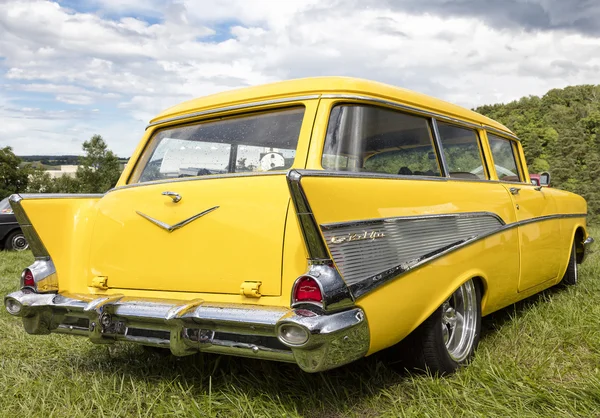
132,107,304,183
322,105,441,177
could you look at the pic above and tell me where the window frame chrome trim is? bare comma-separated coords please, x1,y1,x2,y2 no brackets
430,118,449,178
321,94,519,140
16,193,103,199
145,95,321,129
108,171,284,193
484,125,520,141
289,169,559,186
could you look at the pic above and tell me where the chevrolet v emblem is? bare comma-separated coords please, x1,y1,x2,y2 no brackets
136,206,219,233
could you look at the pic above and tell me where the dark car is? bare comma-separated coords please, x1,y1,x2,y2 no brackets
0,198,28,251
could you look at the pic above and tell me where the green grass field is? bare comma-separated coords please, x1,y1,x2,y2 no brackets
1,231,599,417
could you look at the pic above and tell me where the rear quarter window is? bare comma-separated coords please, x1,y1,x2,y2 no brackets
322,104,441,177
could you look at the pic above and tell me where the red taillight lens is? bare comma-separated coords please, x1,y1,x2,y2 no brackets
293,276,322,303
22,269,35,287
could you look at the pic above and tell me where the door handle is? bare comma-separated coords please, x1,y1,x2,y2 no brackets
162,191,182,203
533,186,543,191
509,187,520,195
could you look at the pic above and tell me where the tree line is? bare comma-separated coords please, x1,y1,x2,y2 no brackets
0,135,121,198
475,85,600,223
1,85,599,221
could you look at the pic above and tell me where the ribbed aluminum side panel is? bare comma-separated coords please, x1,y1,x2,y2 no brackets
321,214,503,286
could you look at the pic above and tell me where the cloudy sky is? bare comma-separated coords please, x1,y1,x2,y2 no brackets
1,0,600,156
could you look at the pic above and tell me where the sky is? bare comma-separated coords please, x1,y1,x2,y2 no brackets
1,0,600,157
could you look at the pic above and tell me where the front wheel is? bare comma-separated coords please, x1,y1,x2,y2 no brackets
5,230,29,251
404,279,482,375
560,240,578,286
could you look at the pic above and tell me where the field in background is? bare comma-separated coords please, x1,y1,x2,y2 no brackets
1,230,599,417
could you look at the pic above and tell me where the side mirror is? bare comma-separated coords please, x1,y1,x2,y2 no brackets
540,172,551,187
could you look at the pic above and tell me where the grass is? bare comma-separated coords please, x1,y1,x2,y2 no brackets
1,229,599,417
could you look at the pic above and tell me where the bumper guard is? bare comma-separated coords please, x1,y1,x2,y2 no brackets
4,290,369,372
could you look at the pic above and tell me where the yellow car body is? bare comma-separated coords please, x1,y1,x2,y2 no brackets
4,77,594,373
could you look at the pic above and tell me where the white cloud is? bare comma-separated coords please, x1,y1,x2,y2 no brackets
1,0,600,156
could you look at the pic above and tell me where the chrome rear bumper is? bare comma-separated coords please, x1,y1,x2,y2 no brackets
4,290,369,372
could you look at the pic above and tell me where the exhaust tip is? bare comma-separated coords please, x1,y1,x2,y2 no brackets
5,297,23,316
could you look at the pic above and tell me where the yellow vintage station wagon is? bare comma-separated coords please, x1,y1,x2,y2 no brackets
4,77,595,374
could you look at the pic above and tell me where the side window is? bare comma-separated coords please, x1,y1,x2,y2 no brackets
487,134,523,183
436,122,487,180
322,105,441,177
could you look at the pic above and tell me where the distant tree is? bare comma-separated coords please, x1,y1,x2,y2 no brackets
76,135,121,193
0,146,29,199
25,167,54,193
53,175,81,193
475,84,600,223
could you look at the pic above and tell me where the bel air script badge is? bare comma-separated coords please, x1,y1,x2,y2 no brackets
330,230,386,244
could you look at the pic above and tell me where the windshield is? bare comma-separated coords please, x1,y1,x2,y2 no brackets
133,107,305,183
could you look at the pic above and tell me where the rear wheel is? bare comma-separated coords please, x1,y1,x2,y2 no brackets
5,230,28,251
403,279,482,375
560,240,578,286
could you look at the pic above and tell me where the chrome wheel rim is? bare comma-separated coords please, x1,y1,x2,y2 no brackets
441,280,477,362
11,234,28,251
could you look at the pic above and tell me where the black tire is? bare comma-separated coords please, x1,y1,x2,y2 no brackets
399,279,482,375
560,240,578,286
4,230,28,251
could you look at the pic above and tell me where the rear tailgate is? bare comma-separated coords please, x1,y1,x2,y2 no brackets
88,175,290,295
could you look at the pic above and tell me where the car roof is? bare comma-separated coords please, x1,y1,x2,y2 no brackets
149,76,513,135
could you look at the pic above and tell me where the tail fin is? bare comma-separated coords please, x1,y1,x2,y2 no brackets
9,193,102,292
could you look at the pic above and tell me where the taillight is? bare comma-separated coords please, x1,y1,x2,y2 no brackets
293,276,323,303
22,269,35,288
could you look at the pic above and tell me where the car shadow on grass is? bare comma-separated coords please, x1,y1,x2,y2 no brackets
479,283,568,339
70,284,570,416
75,342,403,415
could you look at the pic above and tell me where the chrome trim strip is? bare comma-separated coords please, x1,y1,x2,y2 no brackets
294,169,447,182
291,264,354,312
146,95,320,129
342,212,588,298
108,171,284,193
286,170,330,262
581,236,595,263
4,291,369,372
286,170,355,312
321,94,518,139
430,118,449,177
484,126,520,141
292,169,541,186
8,194,49,258
321,211,507,230
22,259,58,293
17,193,103,199
136,206,219,233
